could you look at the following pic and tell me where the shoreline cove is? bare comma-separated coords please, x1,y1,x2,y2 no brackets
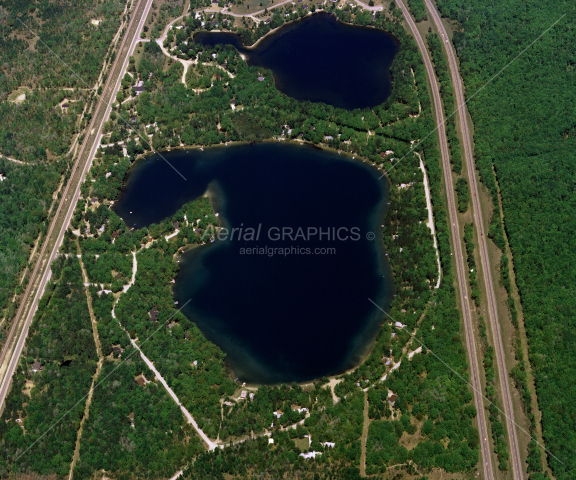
113,142,394,384
193,12,399,110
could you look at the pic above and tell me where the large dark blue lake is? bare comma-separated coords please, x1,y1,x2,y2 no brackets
194,13,400,110
114,143,393,383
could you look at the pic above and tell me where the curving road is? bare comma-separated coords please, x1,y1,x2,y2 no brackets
395,0,495,478
423,1,524,478
0,0,154,412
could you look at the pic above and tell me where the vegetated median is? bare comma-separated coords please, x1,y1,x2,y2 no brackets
435,0,570,476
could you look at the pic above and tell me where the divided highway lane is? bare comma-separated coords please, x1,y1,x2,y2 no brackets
423,1,524,478
395,1,495,478
0,0,154,411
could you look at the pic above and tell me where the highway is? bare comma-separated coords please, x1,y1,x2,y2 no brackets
0,0,154,411
423,1,524,478
395,0,495,479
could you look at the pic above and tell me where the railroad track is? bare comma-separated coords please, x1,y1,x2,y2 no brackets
0,0,154,411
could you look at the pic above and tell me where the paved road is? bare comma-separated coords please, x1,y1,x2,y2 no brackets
395,1,494,479
0,0,154,412
423,1,524,478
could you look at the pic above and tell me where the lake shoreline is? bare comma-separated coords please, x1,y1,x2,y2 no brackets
115,143,394,384
194,12,399,110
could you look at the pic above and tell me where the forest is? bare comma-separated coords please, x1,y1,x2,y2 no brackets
0,256,97,477
0,0,125,160
0,2,490,479
0,0,128,347
436,0,576,477
0,159,61,317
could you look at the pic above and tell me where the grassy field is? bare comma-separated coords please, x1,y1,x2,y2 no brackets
230,0,275,15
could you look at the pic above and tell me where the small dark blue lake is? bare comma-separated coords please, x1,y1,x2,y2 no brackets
114,143,393,384
194,12,400,110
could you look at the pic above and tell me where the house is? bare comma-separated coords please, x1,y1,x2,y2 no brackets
324,135,333,140
309,126,315,131
168,322,177,329
258,76,265,81
132,81,145,95
32,361,43,373
135,375,146,386
113,346,122,356
61,103,70,109
300,451,321,459
230,98,236,105
240,390,247,399
173,221,179,229
388,394,398,404
184,330,189,340
91,197,98,204
128,412,135,427
322,442,335,448
149,309,158,321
